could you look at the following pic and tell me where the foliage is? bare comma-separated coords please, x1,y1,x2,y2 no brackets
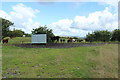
32,25,54,42
8,29,25,37
72,37,79,39
0,17,14,38
111,29,120,41
85,33,95,42
94,30,111,42
24,33,31,37
85,30,111,42
1,18,32,38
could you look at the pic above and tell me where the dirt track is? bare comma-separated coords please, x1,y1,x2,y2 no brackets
13,42,119,48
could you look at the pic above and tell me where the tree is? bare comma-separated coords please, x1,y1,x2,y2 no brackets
85,30,111,42
0,18,14,38
24,33,31,37
85,33,95,42
32,25,55,42
94,30,111,42
72,37,79,39
111,29,120,41
8,29,25,37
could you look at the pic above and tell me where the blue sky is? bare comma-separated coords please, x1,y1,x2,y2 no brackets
0,2,118,37
2,2,109,25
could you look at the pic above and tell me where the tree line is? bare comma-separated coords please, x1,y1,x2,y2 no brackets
85,29,120,42
1,17,31,39
1,18,54,42
1,17,120,42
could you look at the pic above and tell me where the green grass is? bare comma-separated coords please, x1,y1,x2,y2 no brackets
8,37,31,44
2,37,118,78
0,43,2,79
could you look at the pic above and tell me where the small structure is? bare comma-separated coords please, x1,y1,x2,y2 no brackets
23,35,26,37
32,34,47,44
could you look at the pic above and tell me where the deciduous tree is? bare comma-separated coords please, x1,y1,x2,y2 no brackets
32,25,54,42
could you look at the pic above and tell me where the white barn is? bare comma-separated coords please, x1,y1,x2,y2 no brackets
32,34,47,44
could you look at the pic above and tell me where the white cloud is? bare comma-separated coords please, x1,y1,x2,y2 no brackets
48,7,118,37
0,10,12,20
0,3,40,33
11,3,39,18
49,19,73,31
0,2,118,37
102,0,119,7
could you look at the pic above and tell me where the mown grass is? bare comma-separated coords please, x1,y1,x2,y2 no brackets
2,37,118,78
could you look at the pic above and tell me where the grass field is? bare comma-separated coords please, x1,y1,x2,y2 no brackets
2,37,118,78
0,43,2,79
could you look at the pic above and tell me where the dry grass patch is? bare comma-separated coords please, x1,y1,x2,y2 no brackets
89,44,118,78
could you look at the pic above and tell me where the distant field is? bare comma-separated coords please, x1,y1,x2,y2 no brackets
2,37,118,78
7,37,31,44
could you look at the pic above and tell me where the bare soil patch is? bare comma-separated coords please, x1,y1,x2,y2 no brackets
13,42,119,48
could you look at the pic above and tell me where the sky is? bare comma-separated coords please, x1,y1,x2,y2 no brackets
0,1,119,37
